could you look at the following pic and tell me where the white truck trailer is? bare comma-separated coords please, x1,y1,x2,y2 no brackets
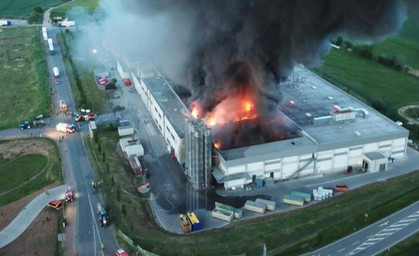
58,21,76,27
0,20,11,26
53,67,60,77
47,38,54,53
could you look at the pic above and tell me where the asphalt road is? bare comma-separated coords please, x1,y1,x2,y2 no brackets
303,200,419,256
45,27,119,255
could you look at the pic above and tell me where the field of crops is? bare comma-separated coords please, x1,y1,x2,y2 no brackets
0,0,68,18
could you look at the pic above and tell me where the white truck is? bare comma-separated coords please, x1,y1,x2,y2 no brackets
118,120,134,137
0,20,11,26
56,123,75,133
58,20,76,27
53,67,60,77
47,38,54,53
42,27,48,41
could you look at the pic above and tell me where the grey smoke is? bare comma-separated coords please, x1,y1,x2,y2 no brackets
71,0,408,148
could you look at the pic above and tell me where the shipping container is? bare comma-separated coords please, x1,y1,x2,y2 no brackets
283,195,305,207
178,214,191,233
215,202,242,219
255,198,276,211
212,207,234,222
290,191,312,203
244,200,266,214
187,212,202,231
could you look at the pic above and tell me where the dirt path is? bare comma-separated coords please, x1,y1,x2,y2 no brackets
398,105,419,125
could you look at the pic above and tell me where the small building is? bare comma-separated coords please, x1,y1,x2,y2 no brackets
362,152,388,173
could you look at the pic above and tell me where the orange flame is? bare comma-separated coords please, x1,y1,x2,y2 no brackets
190,101,199,118
214,141,221,149
191,107,198,118
192,89,258,129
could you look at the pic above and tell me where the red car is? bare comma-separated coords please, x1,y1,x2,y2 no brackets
47,200,63,210
75,113,96,122
115,248,129,256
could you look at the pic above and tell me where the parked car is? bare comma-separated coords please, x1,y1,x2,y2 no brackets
75,112,96,122
47,200,63,210
19,121,31,130
115,249,129,256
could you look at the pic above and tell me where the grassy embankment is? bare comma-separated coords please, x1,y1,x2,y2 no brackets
50,0,100,21
86,128,419,256
0,138,62,207
0,0,67,19
0,27,51,129
57,30,109,113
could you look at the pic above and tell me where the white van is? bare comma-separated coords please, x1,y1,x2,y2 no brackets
53,67,59,77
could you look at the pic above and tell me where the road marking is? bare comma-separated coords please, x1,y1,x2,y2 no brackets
399,218,416,223
408,213,419,218
87,193,102,254
379,221,389,227
375,232,393,236
337,248,345,252
389,223,409,228
352,241,360,245
363,242,375,246
368,237,385,242
382,227,402,232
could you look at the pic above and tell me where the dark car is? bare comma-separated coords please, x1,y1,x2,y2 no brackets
19,121,31,130
98,210,110,226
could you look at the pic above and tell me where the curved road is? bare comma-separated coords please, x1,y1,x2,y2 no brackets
0,185,66,248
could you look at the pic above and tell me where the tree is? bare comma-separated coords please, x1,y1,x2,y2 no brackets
121,204,127,218
34,6,43,13
117,188,121,201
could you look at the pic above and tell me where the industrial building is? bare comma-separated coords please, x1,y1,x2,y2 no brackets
118,60,409,190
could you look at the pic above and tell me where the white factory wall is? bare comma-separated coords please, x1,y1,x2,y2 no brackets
219,135,408,189
132,73,149,108
164,115,184,161
117,60,130,79
132,73,186,164
149,95,165,133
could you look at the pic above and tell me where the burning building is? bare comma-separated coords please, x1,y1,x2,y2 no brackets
120,60,408,190
109,0,409,190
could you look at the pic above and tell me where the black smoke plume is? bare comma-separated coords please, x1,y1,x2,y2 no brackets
100,0,408,149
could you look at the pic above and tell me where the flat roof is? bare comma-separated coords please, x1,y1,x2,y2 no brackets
142,75,191,138
279,66,408,149
364,151,386,160
218,65,408,164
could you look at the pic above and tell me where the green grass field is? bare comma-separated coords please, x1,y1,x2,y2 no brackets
0,139,62,207
50,0,100,21
86,129,419,256
397,18,419,45
379,232,419,256
373,36,419,70
0,0,68,19
312,49,419,121
0,27,51,129
0,154,47,194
